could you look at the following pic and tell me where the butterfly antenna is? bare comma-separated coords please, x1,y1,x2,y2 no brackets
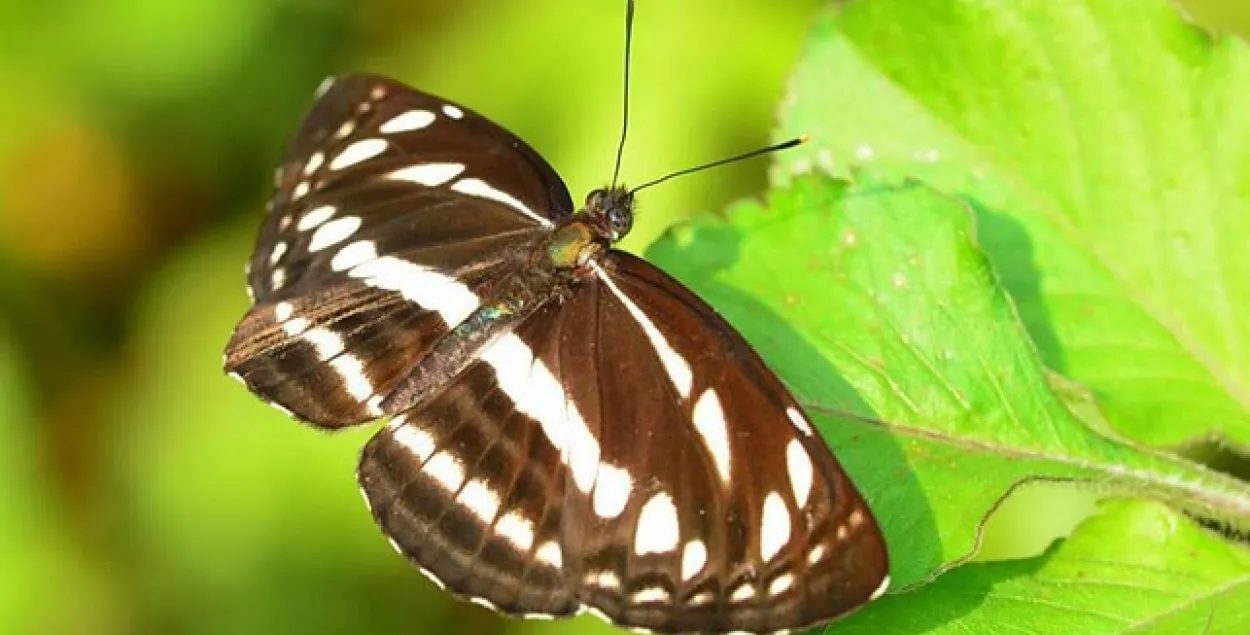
610,0,636,190
629,135,808,195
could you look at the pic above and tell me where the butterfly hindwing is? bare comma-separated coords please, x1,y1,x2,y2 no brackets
577,252,889,632
355,250,888,633
357,332,580,618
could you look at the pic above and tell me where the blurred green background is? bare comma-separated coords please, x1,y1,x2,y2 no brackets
1,1,1247,634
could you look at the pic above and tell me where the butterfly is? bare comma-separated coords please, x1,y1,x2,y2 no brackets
223,9,887,635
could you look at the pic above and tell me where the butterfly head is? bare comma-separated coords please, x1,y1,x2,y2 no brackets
584,186,635,242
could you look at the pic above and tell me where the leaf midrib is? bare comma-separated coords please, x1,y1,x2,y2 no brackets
807,404,1250,522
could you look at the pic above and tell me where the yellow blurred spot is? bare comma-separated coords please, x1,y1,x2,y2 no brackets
0,122,149,279
1176,0,1250,36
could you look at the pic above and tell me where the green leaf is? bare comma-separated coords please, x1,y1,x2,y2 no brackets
841,500,1250,634
646,175,1250,589
775,0,1250,452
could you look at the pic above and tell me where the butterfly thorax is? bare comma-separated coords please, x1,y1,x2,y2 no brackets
542,222,604,272
379,187,634,413
539,185,634,273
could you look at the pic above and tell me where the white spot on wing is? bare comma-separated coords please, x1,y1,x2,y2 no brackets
291,181,310,201
329,138,388,170
458,479,501,523
292,327,375,404
387,162,465,186
808,543,826,564
681,540,707,581
591,262,693,399
786,406,814,435
871,575,891,600
760,492,791,562
412,561,448,591
274,301,294,322
390,421,436,463
468,597,497,612
330,240,377,272
634,492,679,555
309,216,362,252
303,151,324,176
588,570,621,590
592,463,632,518
379,109,436,134
333,355,376,406
631,587,669,604
730,583,755,602
495,510,535,551
442,104,464,119
314,77,334,98
296,204,336,231
335,120,356,139
692,388,732,484
347,256,479,326
535,541,562,568
848,508,865,528
688,592,714,606
450,177,550,226
786,438,814,507
268,241,288,265
769,572,794,596
281,316,310,336
424,452,465,493
481,334,600,493
387,536,405,556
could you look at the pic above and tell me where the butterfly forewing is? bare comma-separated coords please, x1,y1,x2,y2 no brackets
251,74,574,302
226,75,574,427
356,250,887,633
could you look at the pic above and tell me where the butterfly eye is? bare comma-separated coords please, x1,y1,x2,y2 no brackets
586,188,608,210
607,206,633,238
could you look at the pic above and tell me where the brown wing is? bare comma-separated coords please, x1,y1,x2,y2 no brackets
356,250,888,633
225,74,573,428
